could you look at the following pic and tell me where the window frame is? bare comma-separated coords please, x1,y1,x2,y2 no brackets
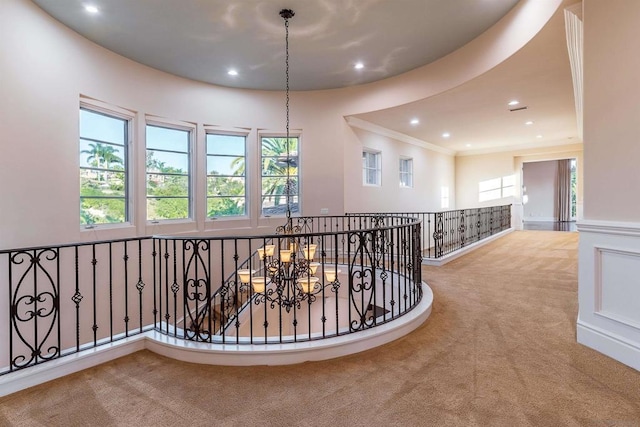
79,100,134,229
399,157,413,188
206,131,249,219
362,149,381,187
260,134,301,217
145,119,195,223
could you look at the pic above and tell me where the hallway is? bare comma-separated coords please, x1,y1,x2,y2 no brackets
1,231,639,426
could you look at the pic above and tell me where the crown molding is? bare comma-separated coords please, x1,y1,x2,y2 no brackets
345,117,456,156
455,138,582,157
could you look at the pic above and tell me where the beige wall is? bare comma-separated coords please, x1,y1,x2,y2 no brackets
577,0,640,371
0,0,561,249
455,152,517,210
523,160,559,221
583,0,640,221
455,144,583,226
343,127,455,213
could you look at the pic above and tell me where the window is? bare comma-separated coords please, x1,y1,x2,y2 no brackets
479,175,515,202
207,134,246,217
362,150,381,186
146,124,191,221
79,108,129,226
399,157,413,188
261,136,299,216
441,186,450,209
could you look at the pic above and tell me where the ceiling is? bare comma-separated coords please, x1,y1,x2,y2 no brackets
353,0,579,153
31,0,579,154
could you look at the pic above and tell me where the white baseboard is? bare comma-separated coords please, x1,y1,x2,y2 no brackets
523,217,557,222
422,228,514,266
577,320,640,371
0,283,433,397
0,337,145,398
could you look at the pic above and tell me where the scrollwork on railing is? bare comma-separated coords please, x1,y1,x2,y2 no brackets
1,215,424,374
183,239,211,341
434,212,444,258
348,231,376,332
9,249,60,370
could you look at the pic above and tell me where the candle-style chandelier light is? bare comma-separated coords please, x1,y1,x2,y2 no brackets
236,9,340,312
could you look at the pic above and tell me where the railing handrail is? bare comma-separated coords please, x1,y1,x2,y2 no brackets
0,236,153,255
346,204,513,216
152,215,421,241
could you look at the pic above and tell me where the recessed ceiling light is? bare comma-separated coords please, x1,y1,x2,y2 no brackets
410,118,419,125
525,121,534,125
84,4,99,13
442,132,450,138
536,135,543,139
228,69,238,76
354,62,364,70
508,100,519,106
466,144,471,147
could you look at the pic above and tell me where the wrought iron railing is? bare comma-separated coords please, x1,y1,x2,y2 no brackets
155,215,422,344
0,238,155,375
348,205,511,259
0,215,422,374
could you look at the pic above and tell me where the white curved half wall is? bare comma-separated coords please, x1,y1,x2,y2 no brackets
0,283,432,396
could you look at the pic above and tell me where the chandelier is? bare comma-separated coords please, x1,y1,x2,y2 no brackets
236,9,340,312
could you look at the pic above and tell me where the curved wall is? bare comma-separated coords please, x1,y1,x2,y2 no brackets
0,0,560,249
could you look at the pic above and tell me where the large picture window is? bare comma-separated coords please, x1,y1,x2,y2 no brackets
362,150,381,186
207,134,246,217
79,108,129,226
261,136,299,216
146,124,191,221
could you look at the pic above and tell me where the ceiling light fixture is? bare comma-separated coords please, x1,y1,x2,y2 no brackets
525,121,534,125
354,62,364,70
508,100,519,106
410,118,419,125
84,5,99,13
536,135,543,139
236,9,338,310
227,69,238,76
442,132,450,138
466,144,472,147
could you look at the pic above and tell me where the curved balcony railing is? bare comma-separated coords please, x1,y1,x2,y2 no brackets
348,205,512,259
0,214,422,374
155,214,422,344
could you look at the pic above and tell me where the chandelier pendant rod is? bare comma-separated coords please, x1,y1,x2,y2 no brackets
281,8,294,224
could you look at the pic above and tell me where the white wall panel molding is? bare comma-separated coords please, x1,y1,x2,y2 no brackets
595,312,640,333
578,221,640,371
593,245,640,327
578,220,640,237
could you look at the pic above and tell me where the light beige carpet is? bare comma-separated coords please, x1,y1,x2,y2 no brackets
1,231,639,426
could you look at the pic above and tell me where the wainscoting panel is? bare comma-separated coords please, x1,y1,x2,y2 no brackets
595,246,640,329
578,220,640,371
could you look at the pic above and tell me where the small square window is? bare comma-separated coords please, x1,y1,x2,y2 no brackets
399,158,413,188
362,150,381,186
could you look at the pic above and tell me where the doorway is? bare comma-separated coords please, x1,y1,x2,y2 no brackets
522,158,577,231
